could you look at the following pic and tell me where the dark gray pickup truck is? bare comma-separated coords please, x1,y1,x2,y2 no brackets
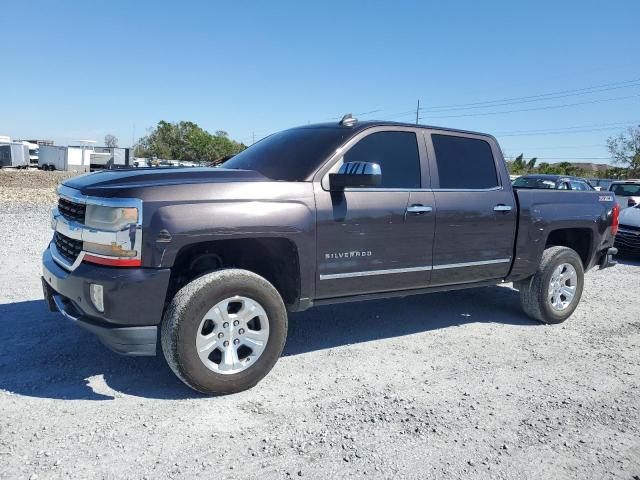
42,118,620,394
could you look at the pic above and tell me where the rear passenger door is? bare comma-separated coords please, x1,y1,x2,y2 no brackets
425,132,517,286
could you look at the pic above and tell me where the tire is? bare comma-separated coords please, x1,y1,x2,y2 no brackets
518,246,584,324
161,269,288,395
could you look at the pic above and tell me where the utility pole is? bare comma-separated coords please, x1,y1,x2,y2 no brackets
416,99,420,125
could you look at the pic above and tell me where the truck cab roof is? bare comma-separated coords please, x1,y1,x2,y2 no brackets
295,119,496,140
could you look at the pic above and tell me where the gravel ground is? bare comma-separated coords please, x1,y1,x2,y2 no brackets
0,169,80,205
1,180,639,479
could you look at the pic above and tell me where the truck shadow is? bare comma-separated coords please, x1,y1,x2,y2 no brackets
284,285,535,356
0,285,535,401
615,252,640,266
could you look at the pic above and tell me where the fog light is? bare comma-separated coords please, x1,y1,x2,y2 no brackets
89,284,104,312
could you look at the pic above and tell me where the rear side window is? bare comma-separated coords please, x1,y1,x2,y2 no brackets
512,177,556,189
611,183,640,196
432,134,499,189
570,180,591,191
344,131,421,188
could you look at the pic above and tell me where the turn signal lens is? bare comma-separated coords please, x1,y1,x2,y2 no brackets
83,241,137,258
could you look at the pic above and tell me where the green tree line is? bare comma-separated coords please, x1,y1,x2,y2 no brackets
506,126,640,179
134,121,246,163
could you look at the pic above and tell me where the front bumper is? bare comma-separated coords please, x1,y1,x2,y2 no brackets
614,228,640,253
42,246,171,356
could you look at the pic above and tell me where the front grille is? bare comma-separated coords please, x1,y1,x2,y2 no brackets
619,223,640,232
54,232,83,264
58,197,86,223
615,230,640,251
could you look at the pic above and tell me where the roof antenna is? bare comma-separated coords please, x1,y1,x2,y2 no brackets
339,113,357,127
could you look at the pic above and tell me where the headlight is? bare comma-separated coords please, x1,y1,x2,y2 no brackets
84,205,138,231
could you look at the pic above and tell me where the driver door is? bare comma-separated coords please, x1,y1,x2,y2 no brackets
313,128,435,299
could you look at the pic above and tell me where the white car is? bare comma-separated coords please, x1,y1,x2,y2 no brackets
615,204,640,254
610,181,640,210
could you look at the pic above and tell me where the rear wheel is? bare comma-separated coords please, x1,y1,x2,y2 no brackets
518,246,584,324
161,269,287,395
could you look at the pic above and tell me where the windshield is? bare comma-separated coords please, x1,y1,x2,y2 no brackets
512,177,556,189
222,127,351,181
611,183,640,196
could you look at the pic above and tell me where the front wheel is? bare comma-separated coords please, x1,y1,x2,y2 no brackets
161,269,288,395
518,246,584,324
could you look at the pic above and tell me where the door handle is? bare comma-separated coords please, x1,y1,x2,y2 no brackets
494,204,513,212
406,204,433,214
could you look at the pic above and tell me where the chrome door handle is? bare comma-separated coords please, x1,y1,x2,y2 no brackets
406,205,433,214
494,205,513,212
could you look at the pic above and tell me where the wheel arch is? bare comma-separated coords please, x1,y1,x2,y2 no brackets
544,227,594,268
166,237,302,309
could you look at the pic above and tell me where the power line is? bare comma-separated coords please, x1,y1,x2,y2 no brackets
350,76,640,121
325,109,383,121
421,78,640,111
496,121,640,137
421,82,640,112
408,93,640,120
501,144,607,150
495,121,637,134
505,156,611,160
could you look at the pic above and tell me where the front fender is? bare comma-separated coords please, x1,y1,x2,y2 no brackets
145,199,315,267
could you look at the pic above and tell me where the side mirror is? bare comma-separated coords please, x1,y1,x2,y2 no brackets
329,162,382,190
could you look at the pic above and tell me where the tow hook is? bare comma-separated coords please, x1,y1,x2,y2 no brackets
599,247,618,269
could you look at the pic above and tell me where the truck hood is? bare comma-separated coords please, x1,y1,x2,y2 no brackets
63,167,268,196
619,205,640,227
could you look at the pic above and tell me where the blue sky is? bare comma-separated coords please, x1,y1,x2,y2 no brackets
1,0,638,164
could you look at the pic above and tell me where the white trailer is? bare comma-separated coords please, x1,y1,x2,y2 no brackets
38,146,90,172
22,141,39,165
0,143,29,168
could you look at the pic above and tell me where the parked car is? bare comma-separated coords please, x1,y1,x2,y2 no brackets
614,204,640,254
588,178,614,191
513,174,594,191
42,118,619,395
609,181,640,209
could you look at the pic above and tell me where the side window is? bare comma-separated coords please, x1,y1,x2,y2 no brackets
343,131,421,188
431,134,499,189
558,182,569,190
570,180,587,191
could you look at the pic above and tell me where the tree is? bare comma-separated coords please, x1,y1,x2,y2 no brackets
607,126,640,175
134,121,246,163
104,134,118,148
506,154,537,175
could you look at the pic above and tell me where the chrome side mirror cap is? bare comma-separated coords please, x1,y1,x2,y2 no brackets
329,162,382,190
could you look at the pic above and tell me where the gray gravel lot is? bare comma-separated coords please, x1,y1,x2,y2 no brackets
1,196,639,479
